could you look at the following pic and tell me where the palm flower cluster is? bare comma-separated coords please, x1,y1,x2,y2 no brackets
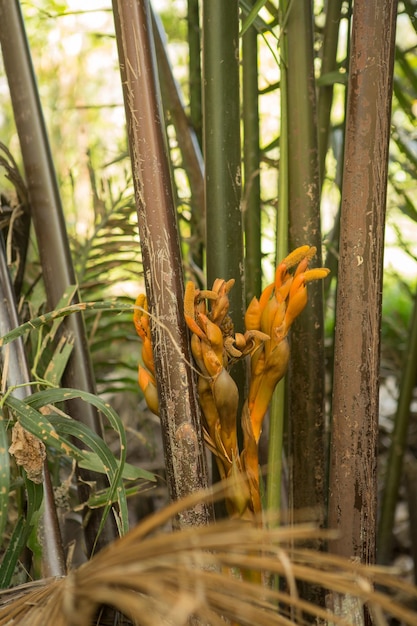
134,246,329,518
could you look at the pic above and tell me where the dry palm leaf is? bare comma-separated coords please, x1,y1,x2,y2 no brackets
0,488,416,626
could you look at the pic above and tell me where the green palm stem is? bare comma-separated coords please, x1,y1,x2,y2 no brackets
0,0,117,554
202,0,244,325
151,9,205,276
112,0,212,528
284,2,327,609
328,0,398,569
266,0,289,523
322,4,351,442
323,1,352,304
186,0,204,275
317,0,344,186
0,235,66,580
377,290,417,565
187,0,203,151
285,0,326,528
242,10,262,305
202,0,244,508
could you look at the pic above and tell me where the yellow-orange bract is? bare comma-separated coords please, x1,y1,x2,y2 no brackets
245,245,329,445
134,246,329,519
133,294,159,414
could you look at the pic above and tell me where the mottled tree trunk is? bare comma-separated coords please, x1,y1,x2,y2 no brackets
113,0,212,528
328,0,397,574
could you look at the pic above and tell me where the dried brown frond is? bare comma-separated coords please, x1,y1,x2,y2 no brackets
0,490,416,626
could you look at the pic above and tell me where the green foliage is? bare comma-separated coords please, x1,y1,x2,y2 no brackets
158,2,187,41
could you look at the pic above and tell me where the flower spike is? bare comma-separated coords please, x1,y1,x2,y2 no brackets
135,246,329,520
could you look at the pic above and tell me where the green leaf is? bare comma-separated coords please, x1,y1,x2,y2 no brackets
24,475,44,528
0,300,137,348
316,70,348,87
42,333,75,385
0,479,43,588
79,450,156,482
0,517,27,588
240,0,270,36
44,285,79,345
77,482,154,511
3,395,84,461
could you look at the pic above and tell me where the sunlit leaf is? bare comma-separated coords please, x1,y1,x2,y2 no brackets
240,0,271,36
78,450,156,483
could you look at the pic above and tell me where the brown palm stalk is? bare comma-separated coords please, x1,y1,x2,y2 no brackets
112,0,211,527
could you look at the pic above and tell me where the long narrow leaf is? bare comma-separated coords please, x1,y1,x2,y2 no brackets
0,480,43,588
240,0,270,36
79,451,155,483
0,517,27,588
0,299,138,348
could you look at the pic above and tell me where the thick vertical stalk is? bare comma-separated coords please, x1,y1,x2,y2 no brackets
276,2,289,264
378,290,417,564
202,0,244,327
0,0,116,554
187,0,203,151
286,0,326,526
187,0,204,275
317,0,344,185
328,0,398,570
267,0,288,520
202,1,243,508
152,10,205,269
242,13,261,304
323,1,352,304
112,0,212,528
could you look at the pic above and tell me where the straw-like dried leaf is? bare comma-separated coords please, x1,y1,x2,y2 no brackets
0,489,416,626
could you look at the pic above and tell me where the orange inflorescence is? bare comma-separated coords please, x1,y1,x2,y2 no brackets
134,247,329,519
133,294,159,415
